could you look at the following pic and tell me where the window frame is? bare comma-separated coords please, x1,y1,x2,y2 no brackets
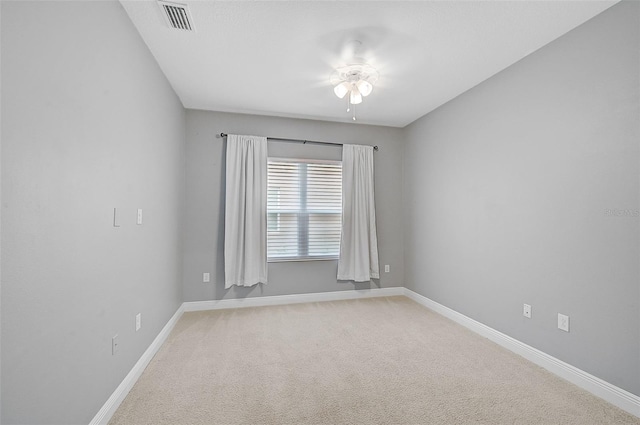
267,157,343,263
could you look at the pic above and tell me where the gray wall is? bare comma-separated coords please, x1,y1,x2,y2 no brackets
0,2,3,419
403,1,639,396
184,110,404,301
1,1,185,423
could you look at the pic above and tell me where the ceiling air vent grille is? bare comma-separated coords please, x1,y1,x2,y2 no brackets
158,1,194,31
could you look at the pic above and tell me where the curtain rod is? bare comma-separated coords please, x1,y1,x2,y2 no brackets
217,133,379,151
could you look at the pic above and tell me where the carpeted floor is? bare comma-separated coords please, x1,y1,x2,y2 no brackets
109,296,640,424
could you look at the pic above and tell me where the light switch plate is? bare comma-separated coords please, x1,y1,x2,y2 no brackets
112,334,119,355
137,209,143,225
113,208,121,227
203,272,210,283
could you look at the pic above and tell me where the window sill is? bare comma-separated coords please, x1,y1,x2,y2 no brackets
268,257,338,263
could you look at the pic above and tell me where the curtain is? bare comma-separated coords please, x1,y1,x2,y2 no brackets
224,134,268,288
337,144,380,282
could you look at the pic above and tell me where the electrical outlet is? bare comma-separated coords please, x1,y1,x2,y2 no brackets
558,313,570,332
112,334,119,355
135,313,141,331
523,304,531,319
203,272,210,283
384,265,390,273
137,209,143,225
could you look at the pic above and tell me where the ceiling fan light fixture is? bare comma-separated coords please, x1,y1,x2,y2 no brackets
356,79,373,97
349,87,363,105
333,82,350,99
330,57,378,121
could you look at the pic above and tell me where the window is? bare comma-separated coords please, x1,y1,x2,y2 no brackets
267,158,342,261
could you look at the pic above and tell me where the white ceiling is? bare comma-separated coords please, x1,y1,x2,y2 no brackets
121,1,617,128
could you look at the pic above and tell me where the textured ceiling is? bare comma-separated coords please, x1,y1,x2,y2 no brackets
121,1,617,127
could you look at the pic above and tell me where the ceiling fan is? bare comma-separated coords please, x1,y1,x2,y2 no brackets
330,41,379,121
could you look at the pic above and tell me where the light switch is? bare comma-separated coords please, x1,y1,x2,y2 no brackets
112,334,119,355
113,208,121,227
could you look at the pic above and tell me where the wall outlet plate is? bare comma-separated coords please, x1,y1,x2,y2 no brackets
558,313,570,332
523,303,531,319
203,272,210,283
135,313,141,331
384,265,390,273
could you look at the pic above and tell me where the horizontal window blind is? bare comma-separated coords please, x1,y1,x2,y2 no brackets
267,159,342,261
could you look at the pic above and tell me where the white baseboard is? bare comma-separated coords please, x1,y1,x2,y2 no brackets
89,304,185,425
403,288,640,418
91,286,638,423
183,286,404,312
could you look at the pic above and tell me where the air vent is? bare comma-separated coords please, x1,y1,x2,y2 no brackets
158,1,194,31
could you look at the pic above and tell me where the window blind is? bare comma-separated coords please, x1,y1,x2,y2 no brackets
267,159,342,261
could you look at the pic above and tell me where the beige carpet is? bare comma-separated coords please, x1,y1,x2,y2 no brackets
109,296,639,424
